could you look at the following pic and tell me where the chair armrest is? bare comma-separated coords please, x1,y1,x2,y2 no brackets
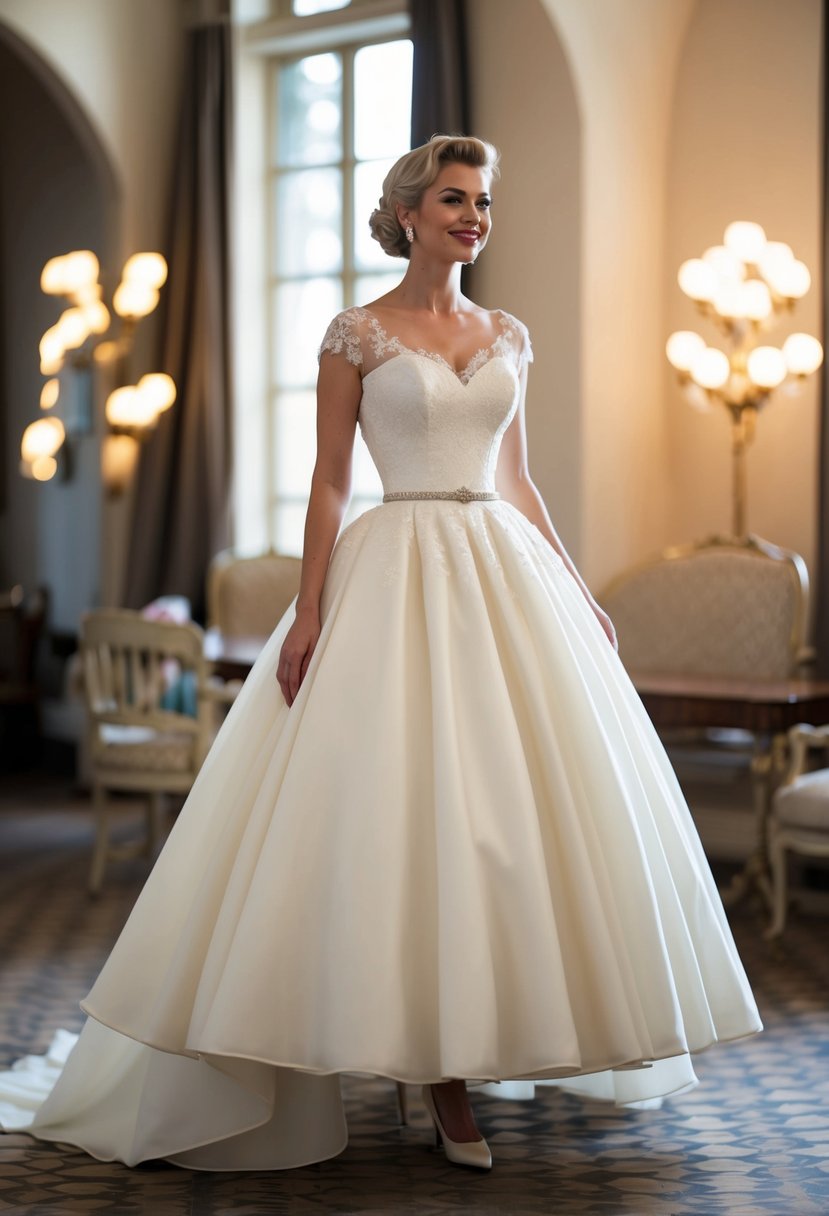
200,676,244,705
781,723,829,786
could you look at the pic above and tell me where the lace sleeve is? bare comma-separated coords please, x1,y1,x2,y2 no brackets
497,311,533,375
318,309,363,367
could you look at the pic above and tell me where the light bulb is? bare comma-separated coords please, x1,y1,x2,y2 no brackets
723,221,766,263
40,379,60,409
757,241,793,284
712,280,745,318
122,252,168,290
783,333,823,376
62,250,100,294
740,279,772,321
21,417,65,461
747,346,787,389
113,281,160,319
102,433,139,493
773,259,811,300
54,307,90,351
106,385,158,429
41,256,69,295
677,258,717,302
39,327,65,365
137,373,176,414
702,245,745,281
666,331,706,372
690,346,730,390
31,455,58,481
83,300,111,335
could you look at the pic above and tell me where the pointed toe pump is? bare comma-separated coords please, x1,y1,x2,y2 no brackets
421,1084,492,1170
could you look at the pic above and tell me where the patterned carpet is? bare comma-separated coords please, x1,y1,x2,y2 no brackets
0,778,828,1215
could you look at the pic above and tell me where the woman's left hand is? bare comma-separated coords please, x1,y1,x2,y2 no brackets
593,606,618,653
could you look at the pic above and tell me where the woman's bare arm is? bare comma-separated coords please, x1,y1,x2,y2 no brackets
495,366,618,650
277,351,362,704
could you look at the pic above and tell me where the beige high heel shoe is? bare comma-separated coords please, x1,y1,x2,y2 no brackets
421,1083,492,1170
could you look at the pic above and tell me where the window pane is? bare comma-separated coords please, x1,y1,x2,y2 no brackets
354,158,397,272
354,272,407,306
276,54,342,168
274,390,317,496
272,502,308,557
274,168,342,276
293,0,349,14
354,41,413,161
274,278,342,389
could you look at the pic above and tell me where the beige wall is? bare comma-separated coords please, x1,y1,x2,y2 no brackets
666,0,822,612
468,0,583,558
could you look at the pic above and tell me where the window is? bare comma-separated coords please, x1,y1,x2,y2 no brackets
265,7,412,553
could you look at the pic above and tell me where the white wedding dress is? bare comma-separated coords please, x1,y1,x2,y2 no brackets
0,307,762,1170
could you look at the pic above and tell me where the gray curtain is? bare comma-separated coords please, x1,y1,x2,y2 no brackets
817,0,829,675
124,20,233,622
409,0,471,147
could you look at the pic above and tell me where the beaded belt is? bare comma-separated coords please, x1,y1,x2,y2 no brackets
382,485,500,504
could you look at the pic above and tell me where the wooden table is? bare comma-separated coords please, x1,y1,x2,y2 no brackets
204,630,269,682
629,672,829,911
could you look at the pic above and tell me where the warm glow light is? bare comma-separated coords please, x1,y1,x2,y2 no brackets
39,327,65,373
54,307,90,350
666,330,706,372
746,345,787,389
783,333,823,376
740,279,772,321
690,346,731,390
21,416,65,461
757,241,794,284
773,259,811,300
82,300,111,335
40,379,60,409
712,280,745,319
93,340,122,365
31,455,58,481
677,258,717,302
102,433,140,493
122,252,168,290
137,373,176,413
701,245,745,281
113,281,160,319
105,385,158,429
723,221,766,263
62,250,100,294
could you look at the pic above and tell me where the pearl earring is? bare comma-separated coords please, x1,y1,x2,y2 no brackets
405,224,414,244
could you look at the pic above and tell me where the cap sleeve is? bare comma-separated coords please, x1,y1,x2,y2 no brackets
497,310,533,375
318,308,363,368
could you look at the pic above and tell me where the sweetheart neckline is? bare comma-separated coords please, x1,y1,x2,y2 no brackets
352,305,510,384
360,349,515,389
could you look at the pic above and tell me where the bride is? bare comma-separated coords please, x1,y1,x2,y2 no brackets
0,135,761,1174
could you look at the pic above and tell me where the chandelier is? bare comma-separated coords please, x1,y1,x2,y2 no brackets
666,221,822,537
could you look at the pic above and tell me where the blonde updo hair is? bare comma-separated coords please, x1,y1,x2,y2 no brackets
369,134,500,259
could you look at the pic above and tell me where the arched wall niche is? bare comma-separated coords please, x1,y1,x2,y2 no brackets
0,20,119,634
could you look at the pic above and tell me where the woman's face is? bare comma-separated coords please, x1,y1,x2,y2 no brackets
399,163,493,265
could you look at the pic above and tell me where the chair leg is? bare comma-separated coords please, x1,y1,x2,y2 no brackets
396,1081,410,1125
765,834,788,939
89,784,110,897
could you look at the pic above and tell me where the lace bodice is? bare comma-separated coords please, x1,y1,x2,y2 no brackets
318,306,533,495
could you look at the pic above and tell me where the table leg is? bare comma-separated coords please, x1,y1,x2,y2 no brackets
721,731,787,910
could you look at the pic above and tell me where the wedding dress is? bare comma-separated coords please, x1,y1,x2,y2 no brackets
0,306,762,1170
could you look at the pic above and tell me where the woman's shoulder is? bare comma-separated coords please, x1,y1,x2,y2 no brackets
318,306,374,366
491,309,533,365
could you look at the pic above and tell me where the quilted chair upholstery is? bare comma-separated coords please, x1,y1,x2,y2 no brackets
599,534,810,681
207,549,302,638
81,610,233,894
768,724,829,937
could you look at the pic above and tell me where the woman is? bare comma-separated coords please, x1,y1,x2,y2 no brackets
1,136,761,1173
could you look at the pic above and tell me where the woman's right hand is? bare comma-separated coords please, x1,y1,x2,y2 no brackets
277,608,320,707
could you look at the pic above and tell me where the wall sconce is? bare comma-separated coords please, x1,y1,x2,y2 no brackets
20,249,176,495
666,221,822,537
